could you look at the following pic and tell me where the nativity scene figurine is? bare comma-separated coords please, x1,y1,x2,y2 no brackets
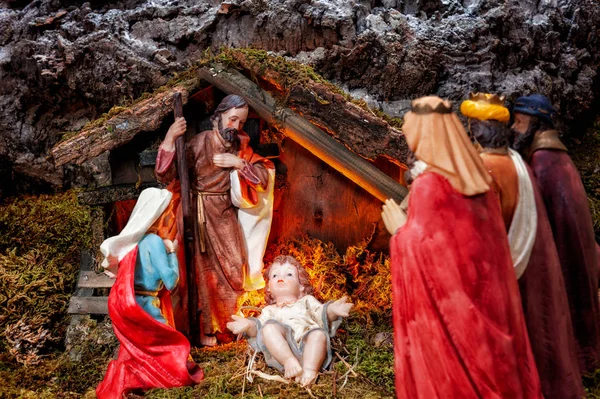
96,187,203,399
155,94,275,347
93,88,598,399
227,255,352,387
461,93,583,399
381,96,543,399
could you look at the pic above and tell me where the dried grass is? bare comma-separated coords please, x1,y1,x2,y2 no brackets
260,235,392,326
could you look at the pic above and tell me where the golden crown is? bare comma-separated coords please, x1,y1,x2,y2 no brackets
468,92,506,105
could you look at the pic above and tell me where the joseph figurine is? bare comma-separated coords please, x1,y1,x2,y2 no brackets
155,95,274,346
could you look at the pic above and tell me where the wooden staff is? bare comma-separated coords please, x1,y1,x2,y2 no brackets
173,93,200,346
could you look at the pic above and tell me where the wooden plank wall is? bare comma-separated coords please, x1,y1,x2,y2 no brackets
269,138,407,250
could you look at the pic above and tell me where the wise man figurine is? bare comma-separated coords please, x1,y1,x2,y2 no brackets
461,93,583,399
511,94,600,373
381,96,542,399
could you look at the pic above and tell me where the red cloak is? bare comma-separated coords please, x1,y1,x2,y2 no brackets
96,249,203,399
518,166,584,398
481,153,583,398
530,148,600,372
390,172,542,399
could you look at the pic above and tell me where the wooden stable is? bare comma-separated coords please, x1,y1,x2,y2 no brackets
56,51,410,317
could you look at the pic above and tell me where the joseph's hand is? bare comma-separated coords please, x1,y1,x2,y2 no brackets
162,117,187,151
213,153,244,169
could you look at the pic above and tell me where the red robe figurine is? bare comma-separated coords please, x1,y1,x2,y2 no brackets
382,96,542,399
96,188,203,398
512,94,600,373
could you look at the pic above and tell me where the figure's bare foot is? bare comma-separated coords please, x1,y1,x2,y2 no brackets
283,357,302,379
200,334,217,347
299,368,318,387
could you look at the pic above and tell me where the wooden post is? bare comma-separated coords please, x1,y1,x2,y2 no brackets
198,66,408,203
173,93,200,346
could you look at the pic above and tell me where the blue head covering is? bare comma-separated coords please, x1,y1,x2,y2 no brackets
512,94,557,127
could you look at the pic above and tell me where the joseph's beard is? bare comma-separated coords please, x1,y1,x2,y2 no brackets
511,126,536,154
220,127,238,142
217,119,240,147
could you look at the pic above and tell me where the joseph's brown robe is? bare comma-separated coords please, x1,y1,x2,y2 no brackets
156,129,272,336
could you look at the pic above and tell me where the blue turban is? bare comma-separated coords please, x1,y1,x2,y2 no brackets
512,94,557,127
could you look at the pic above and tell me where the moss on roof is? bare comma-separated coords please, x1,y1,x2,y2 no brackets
59,48,402,143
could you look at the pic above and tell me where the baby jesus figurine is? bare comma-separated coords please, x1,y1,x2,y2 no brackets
227,255,353,386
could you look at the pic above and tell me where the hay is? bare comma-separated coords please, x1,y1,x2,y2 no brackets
261,235,392,326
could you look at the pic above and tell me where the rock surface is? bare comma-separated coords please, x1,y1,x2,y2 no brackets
0,0,598,191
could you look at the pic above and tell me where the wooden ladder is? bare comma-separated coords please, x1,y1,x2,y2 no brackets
68,249,114,316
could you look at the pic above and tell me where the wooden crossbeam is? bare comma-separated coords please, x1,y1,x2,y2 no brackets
77,271,115,288
68,297,109,315
51,87,190,166
198,65,408,202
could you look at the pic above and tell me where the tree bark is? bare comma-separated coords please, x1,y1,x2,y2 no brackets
51,87,190,167
231,51,410,164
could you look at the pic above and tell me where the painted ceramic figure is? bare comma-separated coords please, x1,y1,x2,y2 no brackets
133,234,179,324
461,93,583,399
381,96,542,399
226,255,352,386
96,188,203,399
155,95,275,346
511,94,600,373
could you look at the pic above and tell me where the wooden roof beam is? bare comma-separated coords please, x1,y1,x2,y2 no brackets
51,87,190,167
198,65,407,203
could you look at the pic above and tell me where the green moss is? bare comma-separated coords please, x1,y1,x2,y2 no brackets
0,317,117,398
0,191,92,364
568,119,600,241
344,326,395,395
59,47,402,142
